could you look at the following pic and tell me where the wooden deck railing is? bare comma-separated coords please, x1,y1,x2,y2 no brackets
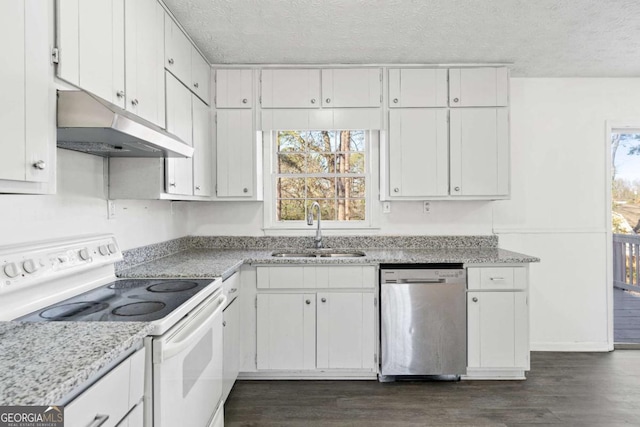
613,233,640,291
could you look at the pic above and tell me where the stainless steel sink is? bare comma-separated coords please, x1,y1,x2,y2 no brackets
271,251,366,258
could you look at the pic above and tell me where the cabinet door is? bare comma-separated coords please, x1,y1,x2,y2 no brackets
78,0,125,108
125,0,165,127
164,13,192,86
118,403,143,427
450,108,509,197
0,1,50,185
216,69,253,108
216,110,254,197
321,68,381,108
316,293,375,370
449,67,509,107
389,109,449,197
256,294,316,370
166,73,193,195
388,68,448,108
467,291,528,369
222,297,240,402
192,96,212,196
261,69,321,108
191,48,211,105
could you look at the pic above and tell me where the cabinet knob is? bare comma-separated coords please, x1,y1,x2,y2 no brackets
131,99,139,106
243,188,248,193
116,90,125,99
472,297,478,303
325,98,331,104
310,98,316,104
195,185,201,190
168,58,174,65
393,188,399,193
194,82,199,88
223,321,226,327
454,186,460,192
453,97,459,103
393,98,399,103
33,160,46,170
242,98,248,104
305,299,311,305
169,182,176,187
321,297,327,303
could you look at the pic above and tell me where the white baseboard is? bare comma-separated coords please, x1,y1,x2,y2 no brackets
531,342,612,352
238,370,377,380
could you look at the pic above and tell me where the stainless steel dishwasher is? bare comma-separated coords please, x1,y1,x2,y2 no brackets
380,264,466,381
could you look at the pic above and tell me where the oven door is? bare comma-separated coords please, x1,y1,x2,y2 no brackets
152,289,226,427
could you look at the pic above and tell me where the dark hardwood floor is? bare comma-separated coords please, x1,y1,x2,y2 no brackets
615,288,640,344
225,351,640,426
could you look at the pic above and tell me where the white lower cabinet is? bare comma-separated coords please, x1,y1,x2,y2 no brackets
65,348,145,427
465,266,529,380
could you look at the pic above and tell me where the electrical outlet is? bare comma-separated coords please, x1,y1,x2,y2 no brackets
382,202,391,214
107,200,116,219
423,201,431,214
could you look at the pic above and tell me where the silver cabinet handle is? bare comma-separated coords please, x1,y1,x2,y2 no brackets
168,58,174,65
131,99,139,106
194,82,199,88
310,98,316,104
454,186,460,191
242,98,248,104
243,188,248,193
321,297,327,303
116,90,125,98
393,188,399,193
472,297,478,302
305,299,311,305
33,160,46,170
325,98,331,103
453,97,459,103
393,98,399,103
169,182,176,187
87,414,110,427
490,277,505,281
229,288,238,293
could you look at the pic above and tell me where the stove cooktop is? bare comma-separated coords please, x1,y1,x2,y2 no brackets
16,278,216,322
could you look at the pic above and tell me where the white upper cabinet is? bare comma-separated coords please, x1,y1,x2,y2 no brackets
58,0,125,108
321,68,381,108
124,0,165,127
216,109,255,198
449,67,509,107
389,109,449,198
191,49,211,105
192,96,212,196
164,14,192,87
450,108,509,197
165,73,193,196
261,69,321,108
388,68,448,108
215,69,253,108
0,1,51,192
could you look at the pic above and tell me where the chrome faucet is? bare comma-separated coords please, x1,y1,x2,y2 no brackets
307,202,323,249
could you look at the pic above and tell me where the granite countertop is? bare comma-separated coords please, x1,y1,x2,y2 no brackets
118,247,540,279
0,322,153,406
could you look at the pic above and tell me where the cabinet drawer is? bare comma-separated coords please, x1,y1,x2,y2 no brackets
467,267,526,290
257,266,375,289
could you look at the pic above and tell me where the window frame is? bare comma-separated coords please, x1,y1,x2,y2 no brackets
263,130,380,231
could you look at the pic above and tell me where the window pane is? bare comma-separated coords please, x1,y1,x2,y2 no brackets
278,154,306,174
306,131,336,153
336,152,365,174
277,131,306,152
307,199,336,221
348,131,366,151
278,199,306,221
307,177,335,199
308,153,335,173
277,177,305,199
337,177,365,198
336,199,366,221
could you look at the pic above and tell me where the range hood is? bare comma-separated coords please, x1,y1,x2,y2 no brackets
56,91,193,158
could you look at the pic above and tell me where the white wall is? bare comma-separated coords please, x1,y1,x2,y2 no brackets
0,149,189,250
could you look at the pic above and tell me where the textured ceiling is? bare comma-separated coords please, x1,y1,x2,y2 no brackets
164,0,640,77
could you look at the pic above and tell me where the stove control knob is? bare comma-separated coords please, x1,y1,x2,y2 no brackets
99,245,109,256
4,263,21,278
22,259,38,274
107,243,117,254
79,248,91,261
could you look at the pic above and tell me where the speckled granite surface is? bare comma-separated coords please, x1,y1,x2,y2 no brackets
0,322,152,406
119,247,540,279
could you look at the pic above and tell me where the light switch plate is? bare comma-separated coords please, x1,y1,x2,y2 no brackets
423,201,431,214
107,200,116,219
382,202,391,214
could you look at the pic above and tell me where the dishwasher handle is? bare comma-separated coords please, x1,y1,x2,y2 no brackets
383,278,446,284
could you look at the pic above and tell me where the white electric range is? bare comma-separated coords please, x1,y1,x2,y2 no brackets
0,234,225,427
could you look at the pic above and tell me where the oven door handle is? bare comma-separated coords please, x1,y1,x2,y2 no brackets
158,293,226,362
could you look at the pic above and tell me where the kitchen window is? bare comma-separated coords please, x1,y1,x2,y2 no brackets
264,130,376,229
